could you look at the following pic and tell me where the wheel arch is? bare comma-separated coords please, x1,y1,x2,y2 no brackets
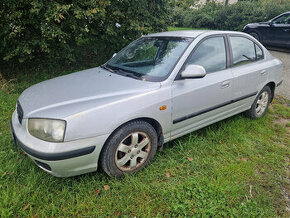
265,81,276,102
102,117,164,154
248,30,261,42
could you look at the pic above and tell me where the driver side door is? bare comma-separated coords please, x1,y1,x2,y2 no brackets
268,13,290,47
171,35,234,138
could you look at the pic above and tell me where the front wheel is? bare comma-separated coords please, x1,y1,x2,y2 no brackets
249,32,260,42
100,120,158,177
244,86,271,119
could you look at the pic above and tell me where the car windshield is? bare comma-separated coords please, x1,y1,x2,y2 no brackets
105,37,192,82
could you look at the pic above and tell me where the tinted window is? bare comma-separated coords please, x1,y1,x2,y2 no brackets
273,14,290,25
255,44,263,60
230,36,256,66
186,37,227,73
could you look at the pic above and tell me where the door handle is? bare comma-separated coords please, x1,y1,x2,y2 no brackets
221,80,230,88
260,70,267,75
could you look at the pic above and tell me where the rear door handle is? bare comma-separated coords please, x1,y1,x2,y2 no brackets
221,80,230,89
260,70,267,75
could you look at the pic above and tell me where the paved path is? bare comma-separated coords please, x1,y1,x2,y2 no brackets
269,50,290,99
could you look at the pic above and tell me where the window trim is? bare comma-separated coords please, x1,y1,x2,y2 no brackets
175,34,230,80
272,13,290,25
227,34,265,68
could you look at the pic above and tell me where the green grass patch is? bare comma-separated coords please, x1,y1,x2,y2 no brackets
0,70,289,217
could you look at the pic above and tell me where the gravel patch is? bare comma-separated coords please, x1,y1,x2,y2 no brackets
269,50,290,99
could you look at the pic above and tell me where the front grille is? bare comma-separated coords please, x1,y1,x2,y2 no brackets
16,101,23,124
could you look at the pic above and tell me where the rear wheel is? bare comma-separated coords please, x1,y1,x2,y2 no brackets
244,86,271,119
100,120,158,177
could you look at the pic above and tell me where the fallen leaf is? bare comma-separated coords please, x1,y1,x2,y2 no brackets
191,209,195,213
104,185,110,191
187,157,193,162
2,171,9,176
95,189,101,195
33,214,38,218
219,140,222,144
115,211,120,216
23,204,31,210
166,172,170,178
242,158,247,162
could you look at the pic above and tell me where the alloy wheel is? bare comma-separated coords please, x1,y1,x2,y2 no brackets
115,132,151,172
255,91,269,116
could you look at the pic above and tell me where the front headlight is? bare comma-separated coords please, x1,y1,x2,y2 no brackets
28,118,66,142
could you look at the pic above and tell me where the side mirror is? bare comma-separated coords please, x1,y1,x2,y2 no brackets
181,65,206,79
112,53,117,58
268,20,275,26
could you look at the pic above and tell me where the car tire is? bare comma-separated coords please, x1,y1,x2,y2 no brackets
249,32,260,42
244,86,271,119
100,120,158,177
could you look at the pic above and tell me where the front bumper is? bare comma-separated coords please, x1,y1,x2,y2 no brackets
10,111,109,177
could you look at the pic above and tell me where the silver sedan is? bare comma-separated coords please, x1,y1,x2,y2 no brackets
10,30,283,177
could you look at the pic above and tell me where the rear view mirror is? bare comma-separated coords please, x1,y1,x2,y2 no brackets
181,65,206,79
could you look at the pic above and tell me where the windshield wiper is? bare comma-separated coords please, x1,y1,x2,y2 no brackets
100,64,115,73
242,55,255,62
107,65,143,80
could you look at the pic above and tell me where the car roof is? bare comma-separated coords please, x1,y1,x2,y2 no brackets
145,30,248,38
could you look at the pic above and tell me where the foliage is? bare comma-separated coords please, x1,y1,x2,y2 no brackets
0,0,169,67
0,69,289,216
168,0,198,27
174,0,290,31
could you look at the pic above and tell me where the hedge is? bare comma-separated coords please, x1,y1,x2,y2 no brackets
180,0,290,31
0,0,169,67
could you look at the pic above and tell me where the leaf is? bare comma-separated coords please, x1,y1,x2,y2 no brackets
23,204,31,210
187,157,193,162
242,158,247,162
104,185,110,191
166,172,170,178
115,211,120,216
95,189,101,195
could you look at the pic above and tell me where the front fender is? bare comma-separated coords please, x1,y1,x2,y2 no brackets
64,86,172,142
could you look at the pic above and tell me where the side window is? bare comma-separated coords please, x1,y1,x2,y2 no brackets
186,37,227,73
272,14,290,25
230,36,256,66
255,44,263,61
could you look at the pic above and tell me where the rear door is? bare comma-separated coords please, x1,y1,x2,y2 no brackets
229,35,267,108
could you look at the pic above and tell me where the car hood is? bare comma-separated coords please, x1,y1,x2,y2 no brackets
18,67,161,118
246,22,269,27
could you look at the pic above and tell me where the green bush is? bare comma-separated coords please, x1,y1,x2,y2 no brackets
0,0,169,67
178,0,290,31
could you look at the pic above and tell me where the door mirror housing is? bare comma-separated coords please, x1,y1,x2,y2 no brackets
181,65,206,79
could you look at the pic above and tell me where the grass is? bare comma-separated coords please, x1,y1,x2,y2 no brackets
0,69,289,217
